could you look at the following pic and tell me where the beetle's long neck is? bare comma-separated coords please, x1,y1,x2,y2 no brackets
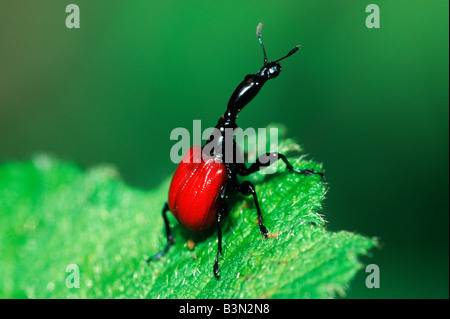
222,73,269,125
221,110,238,126
215,115,237,131
219,106,244,129
202,115,236,160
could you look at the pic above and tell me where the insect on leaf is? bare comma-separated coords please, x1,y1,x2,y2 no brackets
0,131,377,299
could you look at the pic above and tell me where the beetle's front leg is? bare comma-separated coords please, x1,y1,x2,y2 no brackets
237,152,324,178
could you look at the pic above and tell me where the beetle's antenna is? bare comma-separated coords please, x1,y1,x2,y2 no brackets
274,45,301,62
257,22,268,65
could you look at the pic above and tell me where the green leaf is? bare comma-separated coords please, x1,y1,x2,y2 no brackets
0,136,377,299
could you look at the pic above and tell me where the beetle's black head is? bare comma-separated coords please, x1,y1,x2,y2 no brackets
258,61,282,80
256,23,300,81
221,23,300,124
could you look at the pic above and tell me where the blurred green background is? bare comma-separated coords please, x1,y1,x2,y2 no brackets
0,0,448,298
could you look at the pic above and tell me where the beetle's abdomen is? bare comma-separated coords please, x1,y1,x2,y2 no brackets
168,146,229,232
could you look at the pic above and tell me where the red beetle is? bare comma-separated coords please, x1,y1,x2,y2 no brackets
147,23,323,278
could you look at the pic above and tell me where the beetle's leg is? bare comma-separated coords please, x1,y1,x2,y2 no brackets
214,202,228,279
237,152,323,178
147,202,174,263
239,181,269,238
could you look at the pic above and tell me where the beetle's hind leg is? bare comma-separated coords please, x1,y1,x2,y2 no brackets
147,202,174,263
213,201,229,279
239,181,269,238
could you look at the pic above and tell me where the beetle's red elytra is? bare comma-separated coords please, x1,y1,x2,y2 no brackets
168,146,229,232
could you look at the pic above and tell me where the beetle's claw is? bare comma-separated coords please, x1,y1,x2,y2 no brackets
292,168,324,179
147,252,164,264
260,225,269,238
213,262,220,279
